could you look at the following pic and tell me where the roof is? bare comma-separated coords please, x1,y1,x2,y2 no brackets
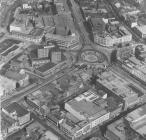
29,49,38,59
36,62,55,72
0,39,20,54
132,118,146,136
5,70,25,81
136,25,146,34
42,15,55,27
2,45,19,56
107,119,125,139
126,104,146,123
3,102,29,117
66,90,107,119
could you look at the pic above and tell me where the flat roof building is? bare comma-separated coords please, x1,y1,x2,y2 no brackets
97,71,143,109
105,119,126,140
61,89,111,139
125,104,146,138
91,18,132,47
2,102,30,126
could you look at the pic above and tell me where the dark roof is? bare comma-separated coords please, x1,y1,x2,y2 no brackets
2,45,19,56
29,49,38,59
4,102,29,117
36,62,55,72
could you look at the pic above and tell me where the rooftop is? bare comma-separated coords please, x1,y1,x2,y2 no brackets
3,102,29,117
126,104,146,136
135,25,146,34
107,119,125,139
126,104,146,123
0,39,20,54
91,18,131,38
98,71,143,98
5,70,26,81
1,45,19,56
65,89,108,120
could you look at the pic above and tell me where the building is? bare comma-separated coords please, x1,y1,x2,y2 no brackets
91,18,132,47
105,119,126,140
1,112,19,138
9,19,33,34
9,30,44,43
51,51,62,64
45,32,80,49
0,44,21,63
29,49,50,67
37,44,55,59
125,104,146,139
60,89,110,139
134,25,146,38
0,75,16,95
2,102,30,126
97,71,144,110
5,69,29,87
35,48,70,76
119,56,146,83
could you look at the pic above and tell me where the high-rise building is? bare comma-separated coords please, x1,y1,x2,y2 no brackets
51,51,62,64
37,46,50,58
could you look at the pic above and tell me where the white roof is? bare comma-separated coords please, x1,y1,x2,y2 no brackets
136,25,146,34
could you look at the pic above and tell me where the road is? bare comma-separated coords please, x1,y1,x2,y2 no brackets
100,102,146,135
6,112,67,140
66,0,109,64
1,66,79,108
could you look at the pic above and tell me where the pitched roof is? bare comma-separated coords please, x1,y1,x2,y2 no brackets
4,102,29,117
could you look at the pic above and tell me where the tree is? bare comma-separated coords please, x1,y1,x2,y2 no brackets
89,73,98,86
16,82,20,88
110,50,117,63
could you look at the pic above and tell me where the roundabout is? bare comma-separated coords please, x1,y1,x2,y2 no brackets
80,50,106,64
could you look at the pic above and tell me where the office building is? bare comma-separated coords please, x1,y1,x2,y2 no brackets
60,90,110,139
37,46,52,59
51,51,62,64
29,48,50,67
